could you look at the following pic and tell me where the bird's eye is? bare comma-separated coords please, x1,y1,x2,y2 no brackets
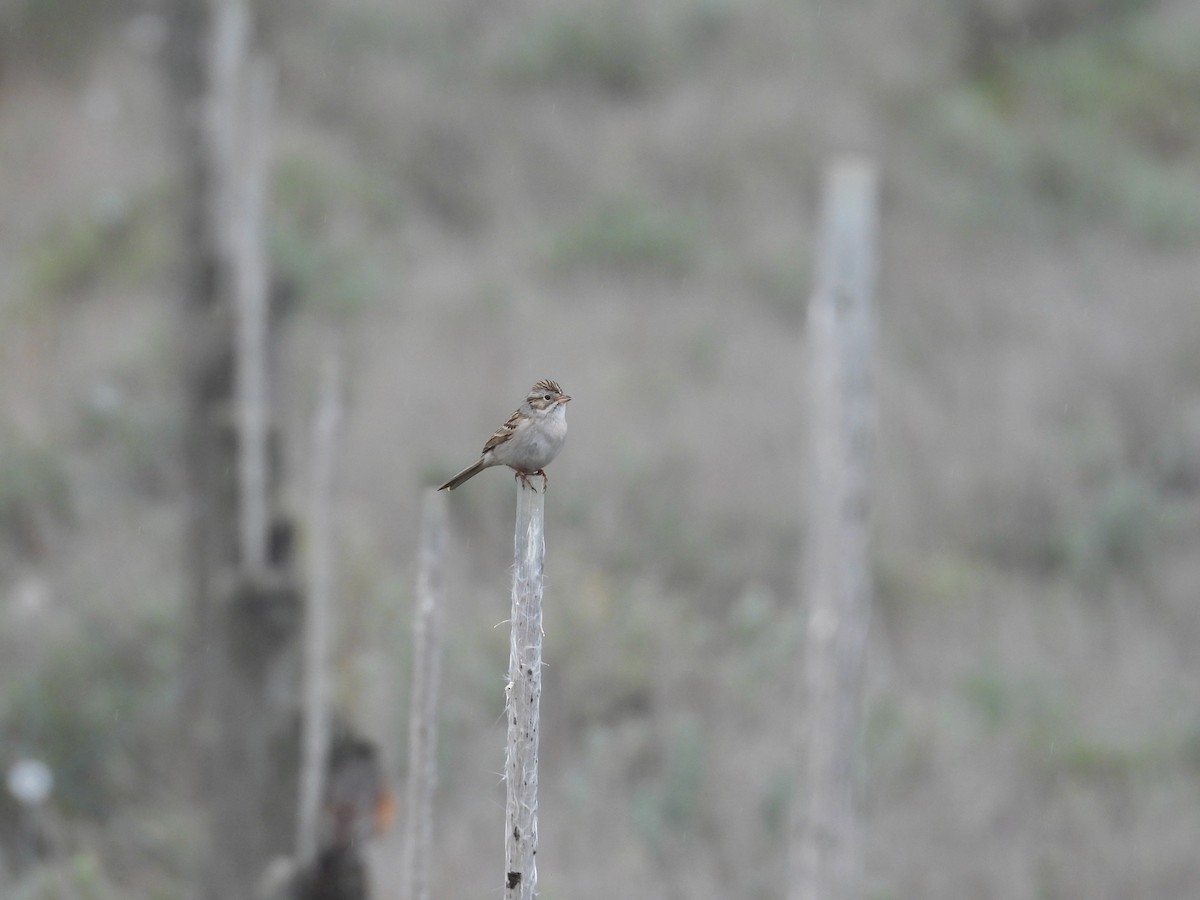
544,394,552,401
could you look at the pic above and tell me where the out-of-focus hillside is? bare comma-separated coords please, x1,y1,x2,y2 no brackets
1,0,1199,897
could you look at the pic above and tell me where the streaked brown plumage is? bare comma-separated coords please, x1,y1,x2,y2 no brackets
438,380,571,491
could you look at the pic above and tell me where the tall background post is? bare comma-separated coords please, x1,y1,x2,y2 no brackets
400,490,449,900
232,55,274,573
504,483,545,900
790,159,879,900
296,357,342,867
165,0,303,894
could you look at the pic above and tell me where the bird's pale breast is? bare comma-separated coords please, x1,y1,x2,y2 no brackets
497,408,567,470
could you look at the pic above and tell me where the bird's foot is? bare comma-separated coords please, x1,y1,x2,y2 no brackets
511,469,548,492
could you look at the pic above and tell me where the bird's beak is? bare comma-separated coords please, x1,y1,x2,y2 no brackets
560,395,572,404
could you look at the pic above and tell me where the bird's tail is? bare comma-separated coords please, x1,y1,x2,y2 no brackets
438,459,487,491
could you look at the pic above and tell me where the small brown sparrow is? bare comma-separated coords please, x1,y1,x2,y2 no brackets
438,380,571,491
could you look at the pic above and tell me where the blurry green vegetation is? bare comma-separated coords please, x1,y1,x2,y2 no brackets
1038,734,1153,784
598,462,796,598
1,608,179,818
963,453,1170,582
1151,410,1200,495
725,585,801,693
966,468,1072,573
631,717,706,849
1013,12,1200,148
758,769,792,837
270,223,380,318
9,852,122,900
746,256,813,327
1177,723,1200,774
25,189,172,301
497,5,665,95
930,15,1200,243
76,382,177,498
0,435,72,552
0,0,1196,896
874,553,984,620
864,694,930,791
550,575,656,729
309,3,419,58
0,0,123,78
657,717,706,828
519,568,791,859
270,152,397,316
682,324,724,382
957,664,1181,786
397,119,490,230
284,1,462,84
547,196,700,276
959,665,1059,732
1021,711,1170,787
495,0,735,94
1061,473,1163,582
274,153,404,232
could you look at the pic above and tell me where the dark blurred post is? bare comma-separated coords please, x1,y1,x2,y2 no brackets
790,159,879,900
164,1,301,897
504,482,546,900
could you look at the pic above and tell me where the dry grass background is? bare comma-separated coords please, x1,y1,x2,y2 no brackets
1,0,1200,897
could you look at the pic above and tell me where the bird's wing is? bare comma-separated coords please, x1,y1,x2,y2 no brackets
482,409,523,454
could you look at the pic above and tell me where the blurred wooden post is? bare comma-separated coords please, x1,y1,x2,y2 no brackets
297,356,342,867
504,482,546,900
233,55,274,572
399,490,449,900
167,0,304,895
790,159,879,900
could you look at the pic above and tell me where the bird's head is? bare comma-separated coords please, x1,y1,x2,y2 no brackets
525,379,571,416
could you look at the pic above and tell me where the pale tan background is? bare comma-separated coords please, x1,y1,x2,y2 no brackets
1,0,1199,897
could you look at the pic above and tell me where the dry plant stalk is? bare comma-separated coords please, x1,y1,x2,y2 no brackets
790,159,879,900
231,56,274,571
399,490,449,900
208,0,270,571
296,357,343,867
504,482,546,900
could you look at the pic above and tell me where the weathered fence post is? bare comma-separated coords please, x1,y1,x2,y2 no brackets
400,490,449,900
168,0,303,893
297,357,342,868
790,158,879,900
232,54,274,573
504,481,546,900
